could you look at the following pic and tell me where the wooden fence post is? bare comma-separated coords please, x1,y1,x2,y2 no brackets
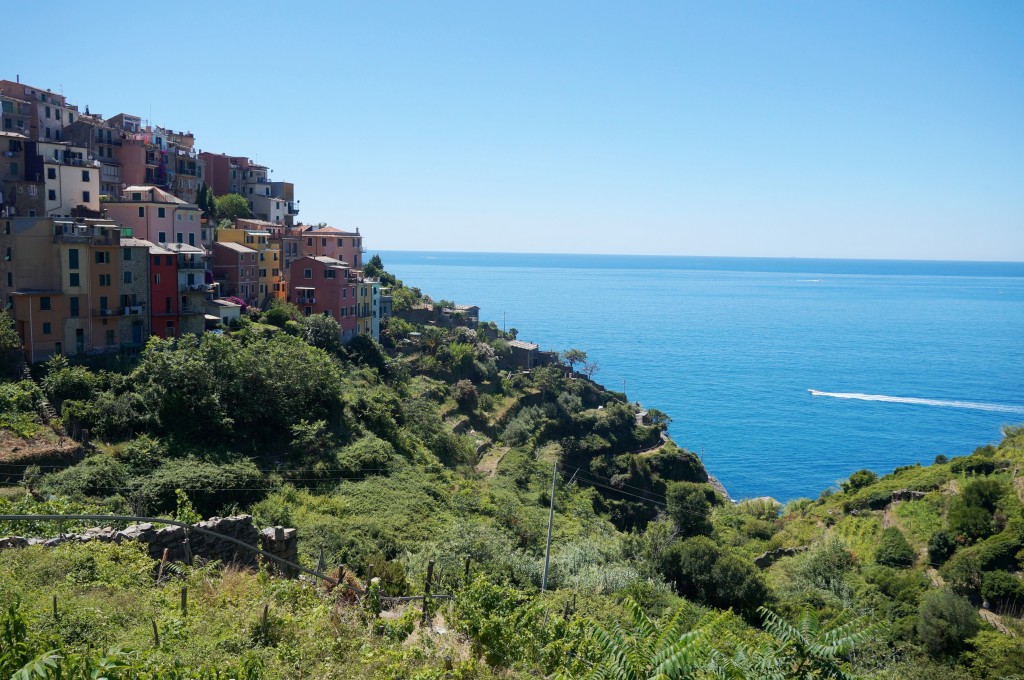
181,586,188,617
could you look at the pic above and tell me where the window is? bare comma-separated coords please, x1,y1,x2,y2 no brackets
69,273,80,287
322,238,327,247
158,232,166,242
81,170,90,181
138,207,145,218
45,106,51,119
304,268,312,279
123,271,133,284
154,273,161,284
48,189,56,201
342,288,347,298
42,322,51,335
69,249,79,269
69,297,79,316
259,269,266,277
95,251,110,264
307,238,312,246
341,308,346,317
82,191,90,203
325,270,335,279
105,330,115,346
123,248,132,261
201,230,207,241
40,297,51,311
8,162,16,175
3,246,9,260
165,256,172,265
131,192,142,201
99,274,111,286
47,168,56,180
305,307,312,316
188,233,195,246
165,297,172,313
189,214,195,221
176,233,183,243
99,296,108,310
158,207,165,218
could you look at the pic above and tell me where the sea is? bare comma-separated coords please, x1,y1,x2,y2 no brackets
377,252,1024,502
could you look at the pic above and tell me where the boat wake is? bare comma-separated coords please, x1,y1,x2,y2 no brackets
807,389,1024,415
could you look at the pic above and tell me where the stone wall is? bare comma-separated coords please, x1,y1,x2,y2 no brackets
0,515,298,574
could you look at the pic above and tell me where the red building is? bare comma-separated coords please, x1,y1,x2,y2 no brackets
212,241,259,305
149,244,179,338
295,225,364,270
288,256,358,342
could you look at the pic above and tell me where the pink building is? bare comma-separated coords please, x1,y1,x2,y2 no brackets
104,186,203,247
296,225,364,270
288,256,358,341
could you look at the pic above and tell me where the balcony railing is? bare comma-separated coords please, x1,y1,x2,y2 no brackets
52,233,118,246
180,283,213,293
296,297,316,305
92,308,122,318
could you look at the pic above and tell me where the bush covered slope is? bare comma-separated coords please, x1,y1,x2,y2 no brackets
0,274,1022,678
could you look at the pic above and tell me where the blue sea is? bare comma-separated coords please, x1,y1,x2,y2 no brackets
377,252,1024,502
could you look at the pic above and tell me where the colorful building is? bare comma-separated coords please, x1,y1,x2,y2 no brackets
104,186,203,247
216,226,285,305
288,255,358,342
295,225,364,270
356,279,381,341
211,241,259,304
1,216,124,361
0,79,78,143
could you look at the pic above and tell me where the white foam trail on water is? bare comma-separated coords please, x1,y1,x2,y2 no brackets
808,390,1024,415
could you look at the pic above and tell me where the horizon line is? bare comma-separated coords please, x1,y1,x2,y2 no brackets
370,248,1024,266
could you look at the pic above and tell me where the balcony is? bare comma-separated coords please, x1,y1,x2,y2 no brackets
296,297,316,305
52,232,117,246
180,282,213,293
92,308,122,318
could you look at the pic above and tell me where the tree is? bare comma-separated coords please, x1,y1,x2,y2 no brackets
917,589,980,657
567,597,725,680
875,527,914,568
453,379,479,411
561,348,587,373
196,182,216,219
661,536,768,617
214,193,253,220
841,469,877,493
645,408,672,429
301,313,342,353
580,361,599,379
927,530,957,566
666,481,714,537
363,253,384,278
0,309,21,378
264,300,302,328
755,607,876,679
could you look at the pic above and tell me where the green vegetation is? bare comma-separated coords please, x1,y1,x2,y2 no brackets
1,259,1022,678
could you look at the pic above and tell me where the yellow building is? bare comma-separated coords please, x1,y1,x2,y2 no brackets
1,216,125,361
356,278,381,341
216,225,285,306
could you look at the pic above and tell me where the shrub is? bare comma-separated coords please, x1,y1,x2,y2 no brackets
453,379,479,411
661,536,768,618
875,527,915,568
981,571,1024,613
917,589,980,657
940,549,984,597
841,469,878,493
665,481,714,538
948,498,993,542
42,455,129,499
927,530,957,566
0,380,41,414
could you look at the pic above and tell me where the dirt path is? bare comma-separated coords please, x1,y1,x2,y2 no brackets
475,446,509,477
979,608,1017,637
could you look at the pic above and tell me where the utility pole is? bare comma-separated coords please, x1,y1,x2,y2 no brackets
542,462,557,591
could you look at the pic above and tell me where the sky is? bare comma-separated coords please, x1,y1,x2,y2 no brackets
4,1,1022,260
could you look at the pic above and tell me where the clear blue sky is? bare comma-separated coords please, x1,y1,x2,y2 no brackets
5,1,1022,260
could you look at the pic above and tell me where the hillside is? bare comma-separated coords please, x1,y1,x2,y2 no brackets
0,265,1022,678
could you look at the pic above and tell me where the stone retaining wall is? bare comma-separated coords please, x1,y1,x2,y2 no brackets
0,515,299,574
